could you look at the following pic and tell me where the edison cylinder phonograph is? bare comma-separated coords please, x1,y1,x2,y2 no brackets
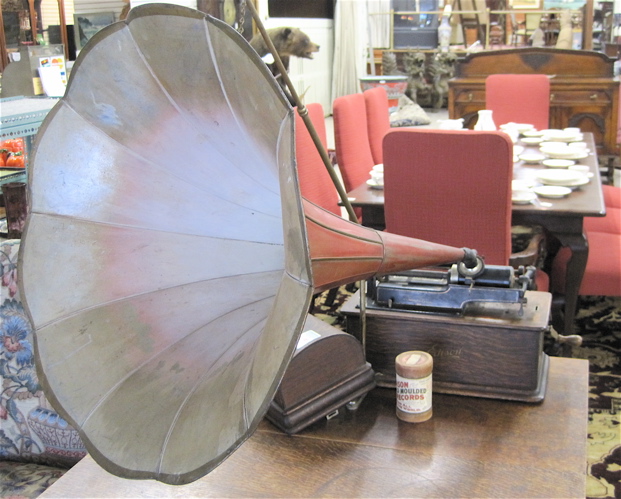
18,3,486,485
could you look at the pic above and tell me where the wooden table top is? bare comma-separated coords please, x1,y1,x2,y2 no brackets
41,356,588,498
346,132,605,219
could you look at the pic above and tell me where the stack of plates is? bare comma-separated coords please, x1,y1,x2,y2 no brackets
540,128,583,143
539,143,589,160
536,169,590,188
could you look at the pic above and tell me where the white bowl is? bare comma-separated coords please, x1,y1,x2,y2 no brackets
366,179,383,189
519,153,546,164
541,159,575,168
533,186,572,198
512,190,537,204
522,130,544,138
568,164,590,173
512,179,534,190
521,137,544,145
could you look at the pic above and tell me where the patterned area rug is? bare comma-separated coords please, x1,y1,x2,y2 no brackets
313,288,621,499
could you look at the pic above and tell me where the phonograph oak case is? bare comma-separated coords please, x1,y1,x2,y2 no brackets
341,281,551,403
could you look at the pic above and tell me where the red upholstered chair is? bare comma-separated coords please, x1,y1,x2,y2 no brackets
364,86,391,165
585,185,621,234
333,93,376,192
295,103,340,216
382,128,548,289
485,74,550,131
603,184,621,209
551,185,621,323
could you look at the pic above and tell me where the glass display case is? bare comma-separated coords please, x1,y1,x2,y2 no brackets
0,95,59,186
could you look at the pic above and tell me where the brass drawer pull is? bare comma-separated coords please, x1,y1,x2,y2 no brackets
468,93,473,102
590,93,598,100
550,94,554,101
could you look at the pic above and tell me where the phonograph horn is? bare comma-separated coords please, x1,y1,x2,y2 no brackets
18,4,477,485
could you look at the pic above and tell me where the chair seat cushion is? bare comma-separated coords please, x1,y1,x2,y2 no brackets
552,231,621,296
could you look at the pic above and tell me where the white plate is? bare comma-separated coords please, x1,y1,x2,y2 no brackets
366,179,383,189
519,153,546,164
500,123,534,133
533,186,572,198
512,190,537,204
513,145,525,155
541,159,575,168
521,137,544,145
522,129,544,137
536,169,587,186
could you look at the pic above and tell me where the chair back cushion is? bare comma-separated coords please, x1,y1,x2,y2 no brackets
485,74,550,131
383,128,513,265
333,93,375,192
295,104,340,216
364,87,391,165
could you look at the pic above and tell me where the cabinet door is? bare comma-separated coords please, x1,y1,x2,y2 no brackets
549,90,613,154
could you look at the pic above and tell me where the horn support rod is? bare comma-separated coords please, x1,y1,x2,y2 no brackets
245,0,359,222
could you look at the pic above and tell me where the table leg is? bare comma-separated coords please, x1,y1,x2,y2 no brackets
554,231,588,336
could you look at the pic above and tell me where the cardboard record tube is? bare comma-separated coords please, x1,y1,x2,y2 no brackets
395,351,433,423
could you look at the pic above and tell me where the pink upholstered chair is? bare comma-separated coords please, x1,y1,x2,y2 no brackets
485,74,550,131
382,128,548,289
295,103,340,216
333,93,376,193
364,86,391,165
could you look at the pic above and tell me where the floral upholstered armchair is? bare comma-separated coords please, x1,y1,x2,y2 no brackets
0,238,86,495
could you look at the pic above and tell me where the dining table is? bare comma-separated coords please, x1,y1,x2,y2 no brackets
343,131,606,336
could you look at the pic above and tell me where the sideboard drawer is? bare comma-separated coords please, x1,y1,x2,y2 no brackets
550,90,612,105
453,89,486,104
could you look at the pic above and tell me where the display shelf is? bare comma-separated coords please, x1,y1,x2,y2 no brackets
1,96,59,140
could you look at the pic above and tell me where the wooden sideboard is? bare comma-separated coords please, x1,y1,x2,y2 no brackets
448,48,620,156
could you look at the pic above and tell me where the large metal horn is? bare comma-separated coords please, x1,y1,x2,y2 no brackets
19,4,473,485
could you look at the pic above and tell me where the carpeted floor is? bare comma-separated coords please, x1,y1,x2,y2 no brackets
312,288,621,499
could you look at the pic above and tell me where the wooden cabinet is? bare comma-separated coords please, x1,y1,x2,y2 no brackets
448,48,620,156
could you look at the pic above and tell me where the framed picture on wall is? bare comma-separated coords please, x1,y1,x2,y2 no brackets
511,0,541,8
73,12,116,51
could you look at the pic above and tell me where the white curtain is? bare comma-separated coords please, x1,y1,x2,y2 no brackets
332,0,390,102
367,0,391,49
